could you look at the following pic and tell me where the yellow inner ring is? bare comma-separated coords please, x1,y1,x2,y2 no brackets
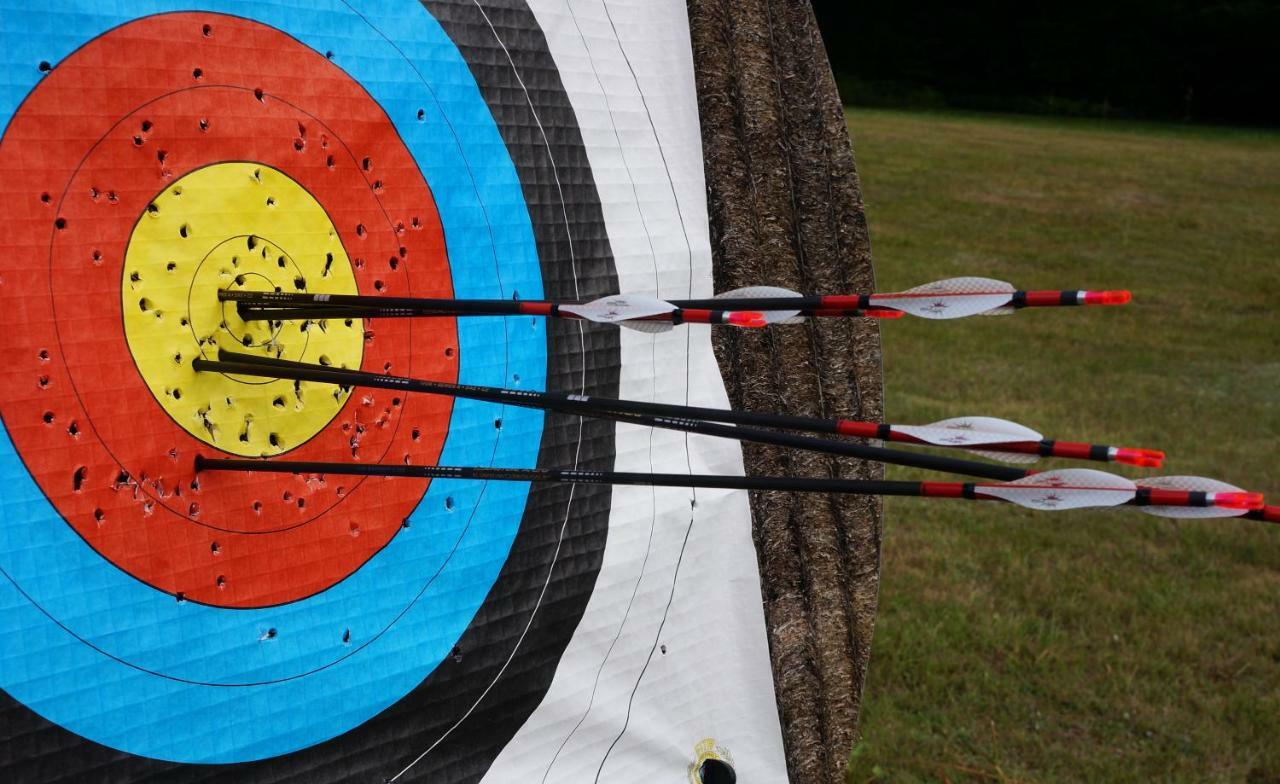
123,162,363,457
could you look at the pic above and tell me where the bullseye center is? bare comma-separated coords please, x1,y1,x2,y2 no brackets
122,162,363,456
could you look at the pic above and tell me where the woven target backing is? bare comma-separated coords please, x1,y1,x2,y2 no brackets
689,0,885,781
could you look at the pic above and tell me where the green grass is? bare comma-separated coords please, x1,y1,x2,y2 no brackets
845,109,1280,783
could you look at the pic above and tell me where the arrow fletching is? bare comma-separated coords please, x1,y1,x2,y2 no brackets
1135,476,1264,519
714,286,804,324
618,319,675,333
895,416,1045,464
559,294,675,324
726,311,770,328
869,277,1016,320
975,469,1138,511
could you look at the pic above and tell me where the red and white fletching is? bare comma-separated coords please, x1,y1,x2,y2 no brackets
870,276,1016,320
560,294,676,324
1136,476,1254,519
977,469,1137,511
714,286,805,324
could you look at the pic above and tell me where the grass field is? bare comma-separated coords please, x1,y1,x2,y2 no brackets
844,109,1280,783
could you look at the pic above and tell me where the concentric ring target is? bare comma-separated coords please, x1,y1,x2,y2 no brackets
0,1,617,775
24,34,459,605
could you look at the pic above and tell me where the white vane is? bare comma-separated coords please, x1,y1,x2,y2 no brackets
870,276,1016,320
1136,476,1252,519
896,416,1044,465
896,416,1042,446
715,285,804,324
559,294,676,324
978,469,1138,511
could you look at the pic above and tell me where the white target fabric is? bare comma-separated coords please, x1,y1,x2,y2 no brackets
485,1,788,780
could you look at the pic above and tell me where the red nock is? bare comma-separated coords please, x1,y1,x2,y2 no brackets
1214,492,1265,511
1114,448,1165,468
1084,290,1132,306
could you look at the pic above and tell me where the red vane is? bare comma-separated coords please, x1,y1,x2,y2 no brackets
727,311,768,328
862,308,905,319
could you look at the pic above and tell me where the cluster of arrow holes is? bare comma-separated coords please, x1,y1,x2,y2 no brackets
29,56,416,606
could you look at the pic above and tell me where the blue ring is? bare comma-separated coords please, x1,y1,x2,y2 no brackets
0,0,544,763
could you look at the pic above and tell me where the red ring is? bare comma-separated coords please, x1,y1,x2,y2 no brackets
0,14,457,608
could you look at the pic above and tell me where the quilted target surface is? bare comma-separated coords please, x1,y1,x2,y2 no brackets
0,1,787,782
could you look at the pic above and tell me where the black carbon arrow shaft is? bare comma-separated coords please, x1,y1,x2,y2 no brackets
198,351,1026,482
195,455,935,496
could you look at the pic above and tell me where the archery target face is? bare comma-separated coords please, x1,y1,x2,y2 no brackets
0,1,790,782
0,1,592,770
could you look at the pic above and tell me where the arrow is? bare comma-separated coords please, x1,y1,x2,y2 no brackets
194,355,1264,523
200,351,1158,472
193,459,1262,516
220,276,1127,324
224,290,769,330
673,279,1132,321
197,352,1029,482
835,416,1163,467
1246,506,1280,525
233,304,904,324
